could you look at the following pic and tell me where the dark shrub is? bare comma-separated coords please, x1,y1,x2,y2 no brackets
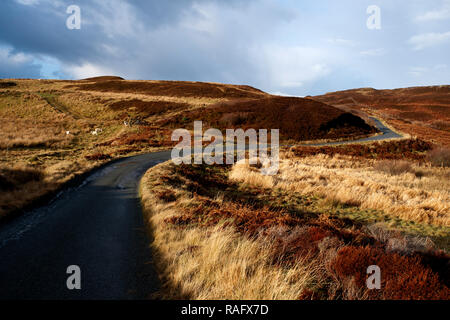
0,81,17,88
374,160,413,175
156,189,177,203
85,153,112,161
427,147,450,167
331,246,449,300
0,168,43,191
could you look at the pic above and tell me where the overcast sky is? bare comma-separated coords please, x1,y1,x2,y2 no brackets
0,0,449,95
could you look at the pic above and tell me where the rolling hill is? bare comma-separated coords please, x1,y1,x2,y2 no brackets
313,86,450,146
0,77,376,219
157,96,377,142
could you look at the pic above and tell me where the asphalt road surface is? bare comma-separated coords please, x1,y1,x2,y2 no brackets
0,151,172,300
0,117,400,300
307,117,402,146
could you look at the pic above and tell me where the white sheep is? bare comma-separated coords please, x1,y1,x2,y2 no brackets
91,128,103,135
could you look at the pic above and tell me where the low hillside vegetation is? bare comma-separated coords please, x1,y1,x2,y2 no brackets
0,78,376,220
140,143,449,299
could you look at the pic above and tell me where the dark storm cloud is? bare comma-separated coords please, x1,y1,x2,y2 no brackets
0,0,254,64
0,0,189,63
0,0,275,81
1,0,448,95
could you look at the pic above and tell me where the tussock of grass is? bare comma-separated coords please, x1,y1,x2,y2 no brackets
427,146,450,167
231,153,450,227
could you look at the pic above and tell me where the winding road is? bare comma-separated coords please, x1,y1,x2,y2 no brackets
306,117,402,146
0,117,401,300
0,151,172,300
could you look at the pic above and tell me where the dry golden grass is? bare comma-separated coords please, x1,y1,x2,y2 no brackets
140,158,449,300
140,162,321,300
0,78,210,219
0,78,277,219
230,153,450,227
0,77,244,210
0,158,97,217
0,119,76,149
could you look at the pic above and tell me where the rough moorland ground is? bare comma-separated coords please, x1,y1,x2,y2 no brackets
313,86,450,147
0,77,377,219
140,139,449,300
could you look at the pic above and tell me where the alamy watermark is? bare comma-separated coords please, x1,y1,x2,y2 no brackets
66,265,81,290
64,5,380,31
66,5,81,30
171,121,280,176
367,5,381,30
366,265,381,289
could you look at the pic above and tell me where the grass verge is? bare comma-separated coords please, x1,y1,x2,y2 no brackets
140,157,449,300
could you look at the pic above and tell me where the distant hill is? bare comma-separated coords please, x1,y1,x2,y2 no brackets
67,78,377,141
314,86,450,119
0,78,379,218
313,85,450,146
80,76,125,82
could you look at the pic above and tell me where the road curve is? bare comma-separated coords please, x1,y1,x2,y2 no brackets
0,151,172,300
305,117,403,147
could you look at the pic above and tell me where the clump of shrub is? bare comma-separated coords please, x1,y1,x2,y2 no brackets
115,147,141,155
166,199,303,236
293,138,433,160
109,99,189,117
112,127,174,147
0,168,44,191
219,112,249,126
156,189,177,203
0,81,17,88
429,120,450,132
330,246,449,300
374,160,413,175
427,147,450,167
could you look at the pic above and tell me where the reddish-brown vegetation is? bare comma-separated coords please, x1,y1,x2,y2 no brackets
292,139,432,160
314,86,450,118
156,162,449,300
313,86,450,146
167,198,302,236
429,120,450,131
95,127,175,148
109,99,189,116
331,246,449,299
161,96,377,141
156,189,177,203
114,147,141,155
114,127,175,147
68,80,267,99
84,153,112,161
